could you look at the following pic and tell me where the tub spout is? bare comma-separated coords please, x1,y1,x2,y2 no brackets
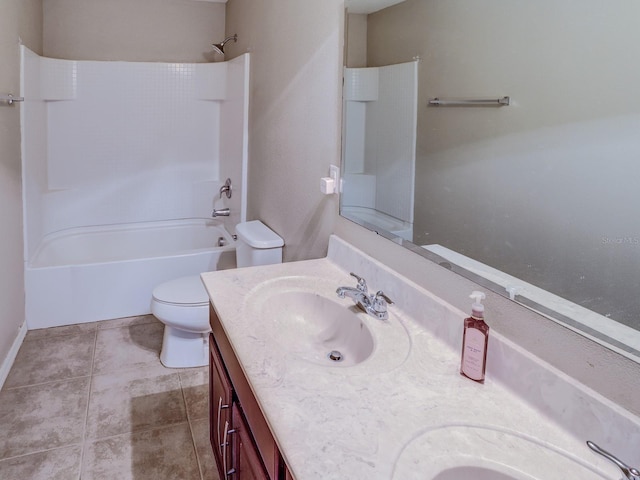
212,208,230,217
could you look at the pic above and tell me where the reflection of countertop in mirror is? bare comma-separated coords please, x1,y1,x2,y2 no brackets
201,236,640,479
422,244,640,361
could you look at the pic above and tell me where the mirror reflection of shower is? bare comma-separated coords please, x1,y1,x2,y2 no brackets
211,34,238,55
341,60,418,241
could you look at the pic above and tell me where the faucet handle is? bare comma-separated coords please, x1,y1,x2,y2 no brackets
349,273,368,292
372,291,393,320
587,441,640,480
219,178,232,199
374,291,394,305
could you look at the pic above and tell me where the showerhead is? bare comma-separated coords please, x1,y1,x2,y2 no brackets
211,34,238,55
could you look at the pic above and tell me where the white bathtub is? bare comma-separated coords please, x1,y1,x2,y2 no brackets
25,218,236,329
341,206,414,241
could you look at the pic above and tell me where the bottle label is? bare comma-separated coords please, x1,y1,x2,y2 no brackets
462,328,486,381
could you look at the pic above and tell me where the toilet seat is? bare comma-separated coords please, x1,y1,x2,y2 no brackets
152,275,209,306
151,276,211,335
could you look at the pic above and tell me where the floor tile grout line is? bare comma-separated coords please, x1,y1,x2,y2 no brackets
180,372,206,480
84,420,194,444
0,442,84,463
94,318,160,332
2,373,92,392
78,328,99,480
23,323,99,338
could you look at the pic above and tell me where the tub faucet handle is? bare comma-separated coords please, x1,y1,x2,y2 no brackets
219,178,232,199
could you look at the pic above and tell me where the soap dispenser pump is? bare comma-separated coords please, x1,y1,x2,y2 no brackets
460,291,489,383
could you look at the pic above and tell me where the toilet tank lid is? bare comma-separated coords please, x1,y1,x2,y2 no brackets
236,220,284,249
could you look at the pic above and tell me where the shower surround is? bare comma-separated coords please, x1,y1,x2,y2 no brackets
20,47,249,329
341,60,418,240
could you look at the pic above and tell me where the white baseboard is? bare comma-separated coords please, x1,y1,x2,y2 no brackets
0,322,28,390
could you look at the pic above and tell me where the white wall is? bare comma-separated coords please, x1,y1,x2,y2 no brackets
225,0,343,262
0,0,42,385
43,0,226,63
22,52,236,261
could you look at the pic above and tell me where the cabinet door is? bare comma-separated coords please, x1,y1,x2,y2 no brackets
229,403,269,480
284,466,295,480
210,334,234,479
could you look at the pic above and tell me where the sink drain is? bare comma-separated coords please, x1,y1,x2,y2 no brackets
327,350,343,362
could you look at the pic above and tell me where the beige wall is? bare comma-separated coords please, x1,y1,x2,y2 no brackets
365,0,640,328
0,0,42,373
345,13,367,68
225,0,343,262
43,0,225,62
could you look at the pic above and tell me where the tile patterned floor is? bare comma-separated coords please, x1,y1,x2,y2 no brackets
0,315,219,480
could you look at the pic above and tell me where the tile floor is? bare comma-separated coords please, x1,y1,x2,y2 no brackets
0,315,220,480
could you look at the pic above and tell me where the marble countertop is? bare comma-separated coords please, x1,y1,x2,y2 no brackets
201,236,640,480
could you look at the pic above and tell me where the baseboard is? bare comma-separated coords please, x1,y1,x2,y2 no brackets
0,321,28,390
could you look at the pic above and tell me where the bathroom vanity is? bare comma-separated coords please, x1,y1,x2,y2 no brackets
202,235,640,480
209,307,292,480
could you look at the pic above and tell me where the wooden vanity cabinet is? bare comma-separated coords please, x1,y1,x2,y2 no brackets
209,333,233,478
209,305,293,480
230,403,269,480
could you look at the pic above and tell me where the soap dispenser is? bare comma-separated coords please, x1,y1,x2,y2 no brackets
460,291,489,383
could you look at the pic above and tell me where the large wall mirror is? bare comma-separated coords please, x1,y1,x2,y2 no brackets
341,0,640,362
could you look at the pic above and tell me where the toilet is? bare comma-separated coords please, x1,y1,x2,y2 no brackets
151,220,284,368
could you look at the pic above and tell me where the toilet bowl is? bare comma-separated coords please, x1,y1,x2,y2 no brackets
151,220,284,368
152,275,211,368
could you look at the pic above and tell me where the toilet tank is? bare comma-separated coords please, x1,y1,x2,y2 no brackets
235,221,284,268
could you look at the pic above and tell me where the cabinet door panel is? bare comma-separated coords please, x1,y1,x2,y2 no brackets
231,403,269,480
210,334,234,479
285,466,295,480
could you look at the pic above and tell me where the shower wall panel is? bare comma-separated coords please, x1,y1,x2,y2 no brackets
342,61,417,224
21,47,249,263
366,61,417,224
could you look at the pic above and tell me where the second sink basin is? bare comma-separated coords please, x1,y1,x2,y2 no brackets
392,425,612,480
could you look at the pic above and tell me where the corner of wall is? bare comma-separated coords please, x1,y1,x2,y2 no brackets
0,321,28,390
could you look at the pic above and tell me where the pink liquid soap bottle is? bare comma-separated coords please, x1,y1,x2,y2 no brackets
460,291,489,383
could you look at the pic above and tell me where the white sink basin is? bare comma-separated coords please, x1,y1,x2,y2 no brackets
259,290,374,366
244,275,411,370
392,425,611,480
432,466,531,480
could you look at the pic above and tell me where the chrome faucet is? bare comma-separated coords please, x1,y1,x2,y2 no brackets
336,273,394,320
219,178,232,199
587,441,640,480
336,272,368,300
211,208,230,217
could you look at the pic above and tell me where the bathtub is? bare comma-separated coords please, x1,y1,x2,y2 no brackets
341,206,414,241
25,218,236,329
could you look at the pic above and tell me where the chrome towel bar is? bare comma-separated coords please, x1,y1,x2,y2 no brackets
428,96,510,107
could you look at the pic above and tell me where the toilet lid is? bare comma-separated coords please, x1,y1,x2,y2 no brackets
152,276,210,306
